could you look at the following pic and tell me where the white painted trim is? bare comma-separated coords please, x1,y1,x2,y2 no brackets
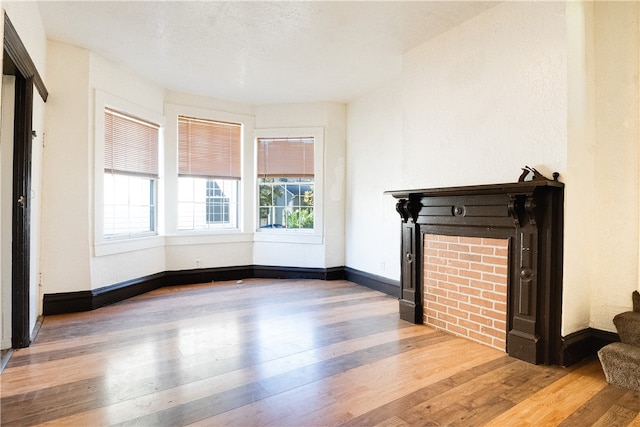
93,90,166,251
253,126,324,244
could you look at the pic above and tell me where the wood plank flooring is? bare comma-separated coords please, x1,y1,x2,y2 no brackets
1,278,639,426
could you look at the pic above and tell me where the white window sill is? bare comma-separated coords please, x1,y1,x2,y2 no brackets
94,236,165,256
165,232,254,246
254,230,323,245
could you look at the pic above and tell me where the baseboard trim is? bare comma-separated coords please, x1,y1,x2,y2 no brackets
560,327,620,366
343,267,400,298
43,265,358,315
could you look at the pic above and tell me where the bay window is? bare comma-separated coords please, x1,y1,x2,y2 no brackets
178,116,241,231
103,108,159,238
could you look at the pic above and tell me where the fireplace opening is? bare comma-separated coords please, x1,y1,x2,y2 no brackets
423,234,508,352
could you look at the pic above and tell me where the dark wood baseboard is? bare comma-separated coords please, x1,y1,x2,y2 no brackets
43,265,378,316
560,327,620,367
343,267,400,298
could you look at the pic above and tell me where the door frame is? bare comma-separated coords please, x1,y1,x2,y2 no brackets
2,13,47,348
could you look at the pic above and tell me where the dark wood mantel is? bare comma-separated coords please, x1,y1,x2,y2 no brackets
386,178,564,365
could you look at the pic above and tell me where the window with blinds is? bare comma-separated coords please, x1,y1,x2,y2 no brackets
257,137,314,178
103,108,160,238
178,116,241,179
257,137,315,230
105,108,159,177
177,116,241,231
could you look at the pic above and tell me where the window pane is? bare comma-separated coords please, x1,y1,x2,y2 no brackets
258,176,314,231
178,177,238,231
104,173,156,237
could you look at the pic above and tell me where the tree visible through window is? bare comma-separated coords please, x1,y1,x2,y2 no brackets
257,137,314,230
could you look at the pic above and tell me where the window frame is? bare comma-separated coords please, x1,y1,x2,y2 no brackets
93,90,165,256
164,103,254,240
254,127,324,245
176,115,242,232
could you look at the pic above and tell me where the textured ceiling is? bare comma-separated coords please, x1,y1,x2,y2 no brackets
36,1,499,105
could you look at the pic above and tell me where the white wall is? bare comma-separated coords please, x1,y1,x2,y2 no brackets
346,78,403,280
41,41,92,293
163,96,255,272
586,1,639,330
0,75,15,349
88,52,167,288
345,1,640,337
253,102,346,268
402,2,567,189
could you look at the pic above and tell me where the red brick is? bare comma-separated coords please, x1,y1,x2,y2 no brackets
447,307,470,319
426,241,448,250
482,290,507,304
447,324,469,337
424,293,438,302
481,325,505,339
449,275,470,286
424,248,439,257
482,256,508,267
482,238,508,247
438,281,459,292
458,285,482,297
458,319,482,332
495,248,509,258
458,269,482,280
482,308,506,321
439,266,459,276
481,272,507,285
428,287,447,297
426,301,447,312
469,297,494,308
494,266,508,276
493,320,507,331
494,284,507,295
448,243,470,253
470,246,494,255
469,313,493,326
436,296,459,308
459,236,482,245
426,256,447,266
469,279,495,291
448,260,470,270
468,262,494,273
459,253,482,262
448,292,469,303
437,235,460,243
426,272,448,282
438,250,460,260
494,302,507,313
437,312,458,324
426,317,446,329
459,302,482,314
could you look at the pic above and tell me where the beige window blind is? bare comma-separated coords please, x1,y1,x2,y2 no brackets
104,108,159,177
257,137,314,178
178,116,242,180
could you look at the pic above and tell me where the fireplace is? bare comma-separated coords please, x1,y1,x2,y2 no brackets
423,234,509,352
387,172,564,365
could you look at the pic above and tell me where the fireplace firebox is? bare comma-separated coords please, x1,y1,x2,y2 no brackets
387,173,564,365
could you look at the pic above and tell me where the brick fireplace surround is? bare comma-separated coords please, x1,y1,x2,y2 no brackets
387,178,564,365
423,234,508,351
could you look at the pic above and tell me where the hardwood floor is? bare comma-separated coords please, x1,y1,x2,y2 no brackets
1,278,639,426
